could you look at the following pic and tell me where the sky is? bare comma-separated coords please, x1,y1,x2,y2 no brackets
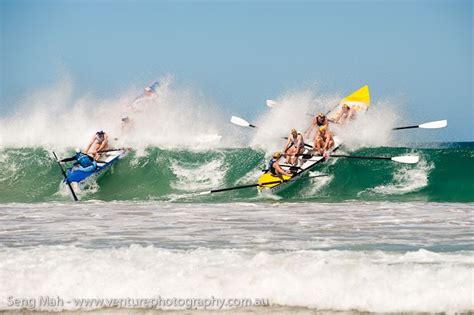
0,0,472,141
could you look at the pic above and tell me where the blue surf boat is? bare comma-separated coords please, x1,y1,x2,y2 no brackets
65,149,128,184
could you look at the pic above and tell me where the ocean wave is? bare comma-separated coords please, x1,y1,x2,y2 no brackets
0,145,473,202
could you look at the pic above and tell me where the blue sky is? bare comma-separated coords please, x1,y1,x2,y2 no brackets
1,0,472,141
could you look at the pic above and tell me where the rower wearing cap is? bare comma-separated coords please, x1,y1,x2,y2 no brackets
305,112,329,139
283,128,305,165
85,130,109,160
268,152,293,177
334,103,356,124
313,125,334,156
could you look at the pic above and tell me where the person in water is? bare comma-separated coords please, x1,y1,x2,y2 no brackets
305,113,329,139
60,150,97,172
85,130,108,160
121,81,160,124
283,128,305,165
334,104,356,124
313,125,334,156
268,152,293,177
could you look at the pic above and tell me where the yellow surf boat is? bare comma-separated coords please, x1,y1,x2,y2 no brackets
257,85,370,194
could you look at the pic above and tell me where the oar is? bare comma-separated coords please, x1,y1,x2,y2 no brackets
97,147,131,153
231,116,257,128
261,165,302,172
200,174,328,195
392,120,447,130
331,154,419,164
231,115,313,148
282,137,313,149
298,153,419,164
266,100,278,107
52,151,79,201
266,100,446,131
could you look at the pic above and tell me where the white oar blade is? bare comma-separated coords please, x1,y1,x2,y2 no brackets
230,116,250,127
266,99,278,107
419,120,447,129
391,155,419,164
199,191,211,196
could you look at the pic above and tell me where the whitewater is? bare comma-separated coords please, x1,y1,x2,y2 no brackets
1,78,473,313
0,202,473,313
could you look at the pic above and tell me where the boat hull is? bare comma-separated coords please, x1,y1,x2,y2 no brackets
65,150,127,184
258,138,341,195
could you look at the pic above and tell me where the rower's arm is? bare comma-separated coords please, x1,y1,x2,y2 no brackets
84,137,94,154
60,156,76,163
275,162,291,177
96,134,109,152
297,135,304,148
324,133,333,149
282,136,291,152
333,111,343,123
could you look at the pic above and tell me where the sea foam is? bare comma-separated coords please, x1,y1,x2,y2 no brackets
0,246,472,312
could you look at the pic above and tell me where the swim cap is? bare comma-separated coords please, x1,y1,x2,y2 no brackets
75,148,81,154
273,152,282,159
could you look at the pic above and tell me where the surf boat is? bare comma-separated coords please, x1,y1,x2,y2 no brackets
257,85,371,194
65,149,129,184
217,84,437,197
257,138,342,194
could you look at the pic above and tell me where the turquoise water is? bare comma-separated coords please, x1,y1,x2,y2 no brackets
0,143,473,203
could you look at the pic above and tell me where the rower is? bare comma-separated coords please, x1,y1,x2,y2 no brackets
283,128,305,165
268,152,293,177
144,81,160,97
60,149,97,172
85,130,109,160
313,125,334,156
334,104,356,124
121,81,160,125
305,113,329,139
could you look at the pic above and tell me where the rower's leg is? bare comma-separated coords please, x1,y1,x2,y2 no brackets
286,147,296,164
316,138,323,155
328,139,335,149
